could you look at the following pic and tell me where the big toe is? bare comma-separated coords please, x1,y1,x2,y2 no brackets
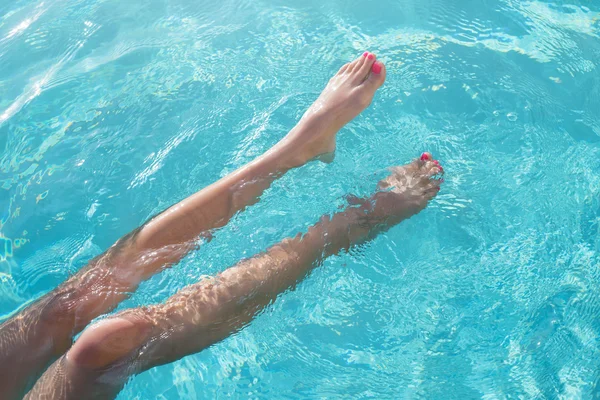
365,61,386,89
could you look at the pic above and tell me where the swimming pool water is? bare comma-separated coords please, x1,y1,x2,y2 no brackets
1,0,600,398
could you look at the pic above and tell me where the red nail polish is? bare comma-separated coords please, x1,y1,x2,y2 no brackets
372,62,382,74
420,153,431,161
363,52,369,57
367,53,375,60
433,160,440,166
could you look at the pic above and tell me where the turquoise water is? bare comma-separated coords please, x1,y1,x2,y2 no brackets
1,0,600,397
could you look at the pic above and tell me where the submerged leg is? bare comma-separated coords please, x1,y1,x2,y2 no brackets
0,53,386,399
27,154,442,399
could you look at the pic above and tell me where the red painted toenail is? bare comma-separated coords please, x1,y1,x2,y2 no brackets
372,62,382,74
363,52,369,57
420,153,431,161
433,160,440,166
368,53,375,60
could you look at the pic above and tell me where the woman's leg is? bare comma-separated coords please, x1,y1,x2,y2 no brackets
0,53,386,399
26,154,443,400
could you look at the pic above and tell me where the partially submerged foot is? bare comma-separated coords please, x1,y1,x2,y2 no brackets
279,52,387,166
374,152,444,220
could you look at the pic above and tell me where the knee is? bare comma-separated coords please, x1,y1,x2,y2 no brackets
66,315,153,370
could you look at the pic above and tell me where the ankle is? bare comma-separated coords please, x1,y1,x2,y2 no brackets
278,127,336,167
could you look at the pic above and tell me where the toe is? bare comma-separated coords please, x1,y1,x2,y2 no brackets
420,152,433,162
355,52,377,82
364,61,386,89
431,159,444,175
416,153,443,173
415,152,433,169
347,53,367,74
415,151,444,177
423,160,443,176
337,62,351,75
421,163,443,196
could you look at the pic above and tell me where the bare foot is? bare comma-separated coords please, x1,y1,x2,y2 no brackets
276,52,387,166
373,152,444,221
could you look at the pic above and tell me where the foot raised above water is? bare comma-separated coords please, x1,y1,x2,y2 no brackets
275,52,387,166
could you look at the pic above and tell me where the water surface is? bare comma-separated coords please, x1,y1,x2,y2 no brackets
1,0,600,398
